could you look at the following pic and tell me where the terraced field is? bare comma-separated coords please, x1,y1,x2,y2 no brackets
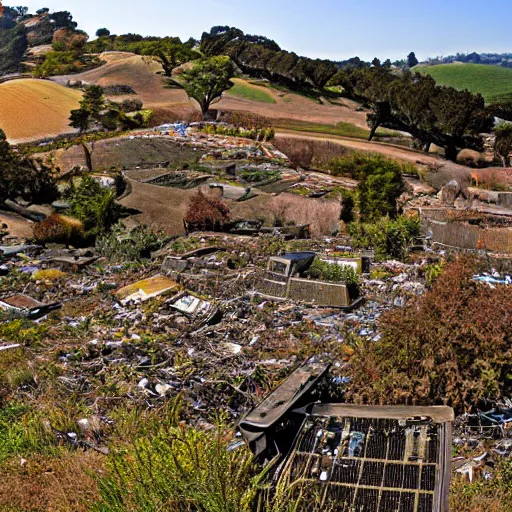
0,79,82,143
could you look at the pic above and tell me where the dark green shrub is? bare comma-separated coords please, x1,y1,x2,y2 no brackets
96,223,169,263
0,24,27,75
348,215,420,261
120,98,143,112
0,130,58,204
67,176,121,236
329,153,405,222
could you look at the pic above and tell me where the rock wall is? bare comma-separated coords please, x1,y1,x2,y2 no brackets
420,208,512,253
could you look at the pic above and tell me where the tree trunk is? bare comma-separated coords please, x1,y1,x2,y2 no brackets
445,143,458,162
424,141,431,153
81,142,93,171
368,122,379,141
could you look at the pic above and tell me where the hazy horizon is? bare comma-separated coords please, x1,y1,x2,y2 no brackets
12,0,512,62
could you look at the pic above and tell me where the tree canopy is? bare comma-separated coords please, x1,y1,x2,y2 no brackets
85,34,201,74
176,56,234,116
200,26,338,90
0,129,57,205
494,122,512,167
407,51,419,68
95,28,110,38
330,67,494,160
69,85,106,133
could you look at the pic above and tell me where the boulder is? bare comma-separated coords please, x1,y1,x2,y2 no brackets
428,144,445,155
403,177,436,196
456,149,489,168
439,180,461,206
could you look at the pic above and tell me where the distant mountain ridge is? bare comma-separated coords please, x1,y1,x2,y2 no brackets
423,52,512,68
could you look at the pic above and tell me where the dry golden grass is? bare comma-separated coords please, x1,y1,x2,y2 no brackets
53,52,198,124
0,79,82,143
0,451,104,512
217,80,368,128
231,193,341,236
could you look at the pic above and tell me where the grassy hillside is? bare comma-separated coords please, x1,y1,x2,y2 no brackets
416,63,512,103
0,79,82,142
53,52,197,124
226,79,276,103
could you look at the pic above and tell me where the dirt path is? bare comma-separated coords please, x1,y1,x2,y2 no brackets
275,130,473,188
217,90,369,128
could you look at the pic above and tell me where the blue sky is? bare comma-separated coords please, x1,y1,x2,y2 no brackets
16,0,512,61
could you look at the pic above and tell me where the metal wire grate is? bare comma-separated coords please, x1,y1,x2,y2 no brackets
279,415,445,512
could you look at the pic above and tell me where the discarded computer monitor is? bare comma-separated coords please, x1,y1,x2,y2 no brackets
267,252,317,278
239,361,331,459
256,252,364,309
0,294,62,320
258,404,453,512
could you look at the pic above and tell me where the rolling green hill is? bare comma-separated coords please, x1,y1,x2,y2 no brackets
416,63,512,103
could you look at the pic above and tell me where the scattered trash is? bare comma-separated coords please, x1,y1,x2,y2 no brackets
115,275,179,304
0,294,62,320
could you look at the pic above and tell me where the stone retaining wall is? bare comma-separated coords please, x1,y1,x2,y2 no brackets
420,208,512,253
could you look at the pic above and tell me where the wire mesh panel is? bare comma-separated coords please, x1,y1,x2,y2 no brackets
273,406,453,512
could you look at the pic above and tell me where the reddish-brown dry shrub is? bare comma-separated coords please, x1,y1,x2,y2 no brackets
268,194,341,236
33,214,84,244
0,451,103,512
184,190,230,232
471,168,512,190
347,256,512,414
222,111,273,130
272,137,352,169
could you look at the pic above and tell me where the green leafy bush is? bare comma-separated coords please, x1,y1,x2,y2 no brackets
67,176,121,237
200,124,275,141
308,259,360,286
96,223,169,263
329,153,406,221
348,215,420,261
33,51,100,78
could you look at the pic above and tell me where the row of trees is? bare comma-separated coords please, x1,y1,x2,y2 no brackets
427,51,512,68
330,67,494,160
201,26,338,90
69,85,151,169
200,27,423,89
85,33,201,76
